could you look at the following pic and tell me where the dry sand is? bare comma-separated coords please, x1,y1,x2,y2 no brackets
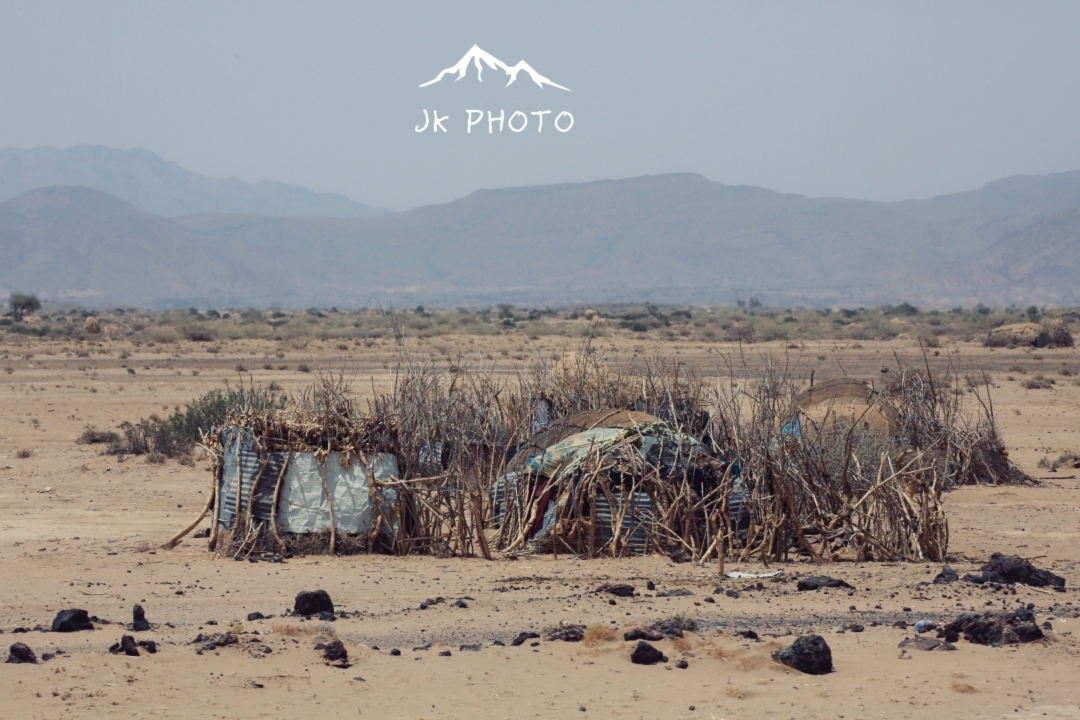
2,335,1079,719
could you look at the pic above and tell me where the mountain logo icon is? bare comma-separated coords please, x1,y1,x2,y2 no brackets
420,45,570,91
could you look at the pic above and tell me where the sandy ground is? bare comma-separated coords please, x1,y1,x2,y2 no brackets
2,334,1079,719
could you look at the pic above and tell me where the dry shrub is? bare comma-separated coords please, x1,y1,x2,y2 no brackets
15,448,33,459
77,426,120,445
1022,374,1054,390
724,685,746,699
1045,320,1074,348
271,623,300,635
582,624,618,646
671,637,692,653
949,681,977,694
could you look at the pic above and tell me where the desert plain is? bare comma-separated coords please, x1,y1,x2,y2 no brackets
1,332,1079,720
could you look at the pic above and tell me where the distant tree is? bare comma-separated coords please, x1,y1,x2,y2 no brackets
1026,305,1041,323
8,293,41,322
748,297,762,309
736,299,746,308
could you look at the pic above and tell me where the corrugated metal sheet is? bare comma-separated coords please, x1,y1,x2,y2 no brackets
595,491,653,552
217,427,285,530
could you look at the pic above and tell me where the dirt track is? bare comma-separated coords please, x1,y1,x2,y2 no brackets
2,335,1079,719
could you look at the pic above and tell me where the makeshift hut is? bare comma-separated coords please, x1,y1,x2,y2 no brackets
987,322,1049,348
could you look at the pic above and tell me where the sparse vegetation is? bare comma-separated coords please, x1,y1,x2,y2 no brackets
15,448,33,459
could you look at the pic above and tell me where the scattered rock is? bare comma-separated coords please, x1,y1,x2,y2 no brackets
595,583,635,597
511,632,540,647
138,640,157,654
548,624,585,642
963,553,1065,588
650,619,688,638
453,599,469,609
389,648,401,656
675,658,689,669
246,612,266,621
459,644,481,652
669,550,691,564
844,624,864,633
109,635,140,657
323,640,348,662
703,596,715,604
51,609,94,633
736,630,759,640
293,590,334,616
630,641,667,665
438,650,452,657
666,589,694,597
898,636,955,652
914,620,936,634
933,566,959,584
192,528,210,538
191,632,239,653
623,627,664,642
82,317,101,335
939,610,1045,646
725,590,740,599
796,576,855,592
772,635,833,675
5,643,37,664
317,611,336,622
132,604,150,632
646,580,656,591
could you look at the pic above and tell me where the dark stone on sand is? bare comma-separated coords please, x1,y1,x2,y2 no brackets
138,640,157,654
933,565,959,584
317,611,336,622
725,590,740,599
511,632,540,647
965,553,1065,588
596,583,635,597
736,630,759,640
649,619,686,639
630,641,667,665
294,590,334,616
246,612,265,621
899,636,955,652
646,580,656,591
110,634,140,657
323,640,348,662
548,624,585,642
51,609,93,633
703,596,715,604
453,599,469,609
438,650,452,657
624,627,664,642
390,648,401,656
5,642,37,664
940,609,1045,646
844,624,864,633
132,604,150,632
796,576,854,592
676,658,689,669
772,635,833,675
669,550,691,564
459,644,481,651
666,589,694,597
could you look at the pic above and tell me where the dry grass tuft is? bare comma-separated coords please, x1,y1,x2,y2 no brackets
671,637,692,653
949,681,977,694
724,685,746,699
582,624,618,646
270,623,300,635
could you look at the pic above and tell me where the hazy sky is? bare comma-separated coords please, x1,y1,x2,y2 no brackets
2,1,1079,211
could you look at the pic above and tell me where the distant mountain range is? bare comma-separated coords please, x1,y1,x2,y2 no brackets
0,146,391,218
1,147,1079,308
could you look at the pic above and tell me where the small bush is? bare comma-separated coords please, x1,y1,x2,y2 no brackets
670,613,698,632
15,448,32,459
1021,374,1054,390
297,363,312,373
146,452,167,464
77,426,120,445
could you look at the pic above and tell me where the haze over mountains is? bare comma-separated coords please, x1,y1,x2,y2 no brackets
0,146,391,218
1,146,1079,308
